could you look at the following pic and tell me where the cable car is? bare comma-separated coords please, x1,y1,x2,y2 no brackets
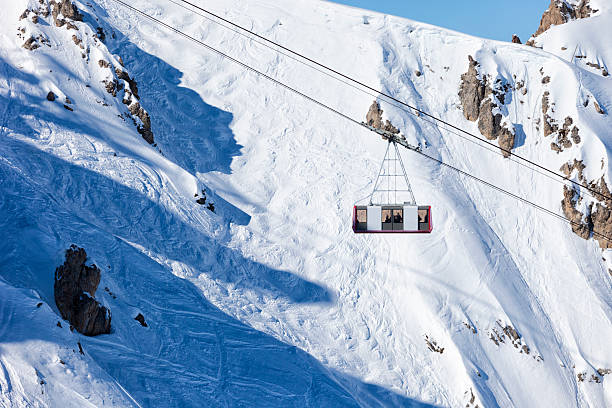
353,205,432,233
353,138,433,234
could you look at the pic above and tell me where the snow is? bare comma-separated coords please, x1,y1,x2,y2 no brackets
1,0,611,406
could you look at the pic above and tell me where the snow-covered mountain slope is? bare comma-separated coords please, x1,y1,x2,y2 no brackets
1,0,611,406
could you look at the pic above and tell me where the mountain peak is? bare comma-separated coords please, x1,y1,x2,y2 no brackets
531,0,598,39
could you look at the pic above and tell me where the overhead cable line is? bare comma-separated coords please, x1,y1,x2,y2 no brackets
168,0,612,203
106,0,612,244
169,0,607,205
172,0,603,202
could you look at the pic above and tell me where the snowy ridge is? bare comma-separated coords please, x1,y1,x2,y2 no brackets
1,0,611,406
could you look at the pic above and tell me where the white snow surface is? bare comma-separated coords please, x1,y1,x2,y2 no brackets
1,0,611,406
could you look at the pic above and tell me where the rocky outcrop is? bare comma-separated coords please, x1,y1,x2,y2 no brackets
50,0,83,27
594,101,605,115
559,159,612,248
18,0,156,145
22,36,40,51
101,66,154,144
561,186,592,239
54,245,111,336
424,335,444,354
458,56,485,121
586,178,612,248
458,56,515,158
511,34,522,44
533,0,597,37
366,101,399,134
541,89,582,153
560,159,585,179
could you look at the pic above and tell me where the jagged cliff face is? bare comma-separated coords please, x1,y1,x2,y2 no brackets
453,0,611,250
17,0,155,144
458,56,515,158
531,0,598,39
522,0,612,249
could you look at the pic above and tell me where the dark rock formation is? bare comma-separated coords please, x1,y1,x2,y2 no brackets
458,56,515,157
135,313,148,327
458,56,485,121
103,79,118,97
22,37,40,51
115,69,140,99
586,178,612,248
511,34,522,44
497,127,516,156
477,99,502,140
594,101,605,115
562,186,593,240
541,92,581,152
127,101,154,144
71,34,83,48
101,67,154,144
591,201,612,248
559,159,612,248
533,0,597,37
46,91,56,101
54,245,111,336
96,27,106,42
424,335,444,354
50,0,83,27
366,101,399,134
560,159,585,179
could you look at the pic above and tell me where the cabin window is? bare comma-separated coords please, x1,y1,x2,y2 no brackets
418,209,428,224
393,209,403,224
393,209,403,230
382,209,392,230
356,209,367,223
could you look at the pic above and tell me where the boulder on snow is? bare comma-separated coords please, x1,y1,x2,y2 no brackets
46,91,56,101
511,34,522,44
134,313,148,327
54,245,111,336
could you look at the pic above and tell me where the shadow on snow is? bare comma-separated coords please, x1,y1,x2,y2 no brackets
0,50,437,407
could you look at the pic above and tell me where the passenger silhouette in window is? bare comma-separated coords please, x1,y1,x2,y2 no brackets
382,209,392,223
393,210,403,224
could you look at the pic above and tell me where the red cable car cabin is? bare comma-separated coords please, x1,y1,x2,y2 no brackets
353,205,432,233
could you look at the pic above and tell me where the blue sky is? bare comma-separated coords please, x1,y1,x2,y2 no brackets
330,1,550,42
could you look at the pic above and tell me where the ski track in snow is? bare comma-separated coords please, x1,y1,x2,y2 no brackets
1,0,612,406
